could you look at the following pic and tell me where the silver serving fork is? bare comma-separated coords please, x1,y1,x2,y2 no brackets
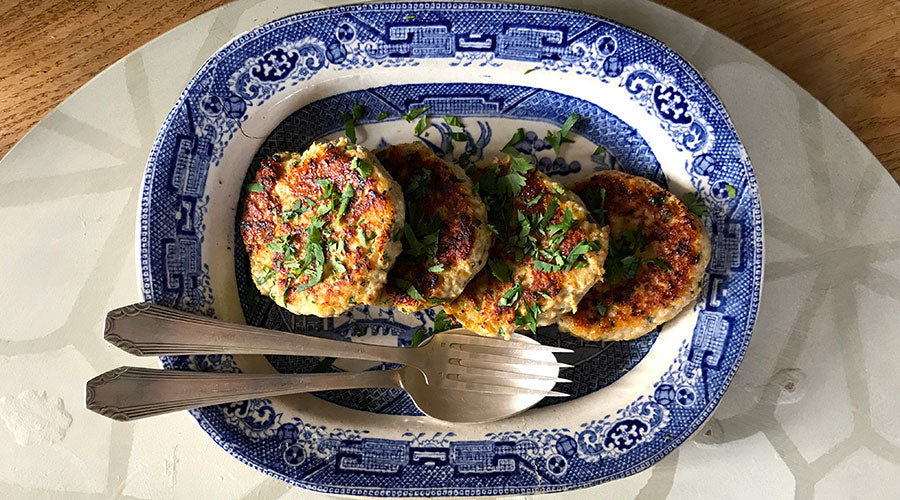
86,303,572,423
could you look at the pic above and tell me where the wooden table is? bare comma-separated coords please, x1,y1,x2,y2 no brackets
2,0,898,181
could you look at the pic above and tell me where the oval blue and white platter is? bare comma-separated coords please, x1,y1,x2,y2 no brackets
138,2,763,496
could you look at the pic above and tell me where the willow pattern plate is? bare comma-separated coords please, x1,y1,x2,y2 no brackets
137,2,763,496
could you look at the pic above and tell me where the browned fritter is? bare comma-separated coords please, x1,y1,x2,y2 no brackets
239,138,404,317
557,170,711,341
442,156,609,338
374,142,492,313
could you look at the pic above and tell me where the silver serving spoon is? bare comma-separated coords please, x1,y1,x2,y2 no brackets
86,303,571,423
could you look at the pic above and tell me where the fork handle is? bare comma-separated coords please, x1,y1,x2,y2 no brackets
85,366,402,421
104,303,414,365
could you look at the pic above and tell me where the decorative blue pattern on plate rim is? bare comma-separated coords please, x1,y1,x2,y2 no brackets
137,2,763,496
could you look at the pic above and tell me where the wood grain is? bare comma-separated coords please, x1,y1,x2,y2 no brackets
0,0,897,182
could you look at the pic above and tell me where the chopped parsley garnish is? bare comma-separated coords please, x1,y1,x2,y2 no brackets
487,257,512,282
525,194,543,206
605,230,648,285
524,67,539,75
350,157,373,178
409,327,426,347
433,309,460,333
336,183,354,219
281,197,310,221
246,183,264,193
646,257,673,272
681,192,709,217
376,112,390,121
545,113,580,155
404,14,416,20
448,131,469,142
357,225,368,245
725,183,737,198
401,106,431,122
514,299,541,333
565,240,602,270
592,145,606,156
316,178,334,199
648,193,667,206
498,281,523,307
293,223,325,291
501,128,526,155
427,263,445,273
580,187,606,226
443,115,463,127
414,113,428,135
596,302,608,317
548,207,575,236
256,267,276,285
396,278,425,302
339,101,366,143
331,259,347,275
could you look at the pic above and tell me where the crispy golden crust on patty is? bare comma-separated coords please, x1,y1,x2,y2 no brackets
374,142,492,313
239,137,404,317
443,156,609,338
557,170,711,341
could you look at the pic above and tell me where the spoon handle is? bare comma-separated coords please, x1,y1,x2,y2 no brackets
85,366,402,421
103,303,415,366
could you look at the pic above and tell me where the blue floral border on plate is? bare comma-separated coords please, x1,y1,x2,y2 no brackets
138,2,763,496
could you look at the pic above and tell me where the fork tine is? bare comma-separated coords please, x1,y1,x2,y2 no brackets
435,332,573,354
446,366,571,384
447,348,573,369
440,378,569,397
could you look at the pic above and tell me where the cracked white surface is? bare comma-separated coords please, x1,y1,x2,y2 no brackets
0,0,898,497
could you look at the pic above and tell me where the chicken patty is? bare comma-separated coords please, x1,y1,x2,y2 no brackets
443,155,609,338
557,170,711,341
239,137,404,317
374,142,492,313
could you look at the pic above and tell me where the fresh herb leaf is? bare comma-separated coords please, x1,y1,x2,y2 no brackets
409,327,427,347
592,145,606,156
339,101,366,143
414,114,428,135
596,302,608,317
448,131,469,142
433,309,460,333
725,183,737,198
443,115,463,127
648,193,667,206
357,225,368,245
580,187,606,226
681,192,709,217
545,113,580,155
487,258,512,282
646,257,673,272
533,260,560,272
565,239,601,270
337,183,354,219
514,299,541,333
401,106,430,122
396,278,425,302
316,178,334,199
498,171,527,196
498,281,523,307
331,259,347,275
246,183,264,193
524,67,539,75
525,194,543,207
376,112,390,121
404,14,416,20
427,262,445,273
351,157,373,178
548,207,574,236
256,267,276,284
501,128,526,155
